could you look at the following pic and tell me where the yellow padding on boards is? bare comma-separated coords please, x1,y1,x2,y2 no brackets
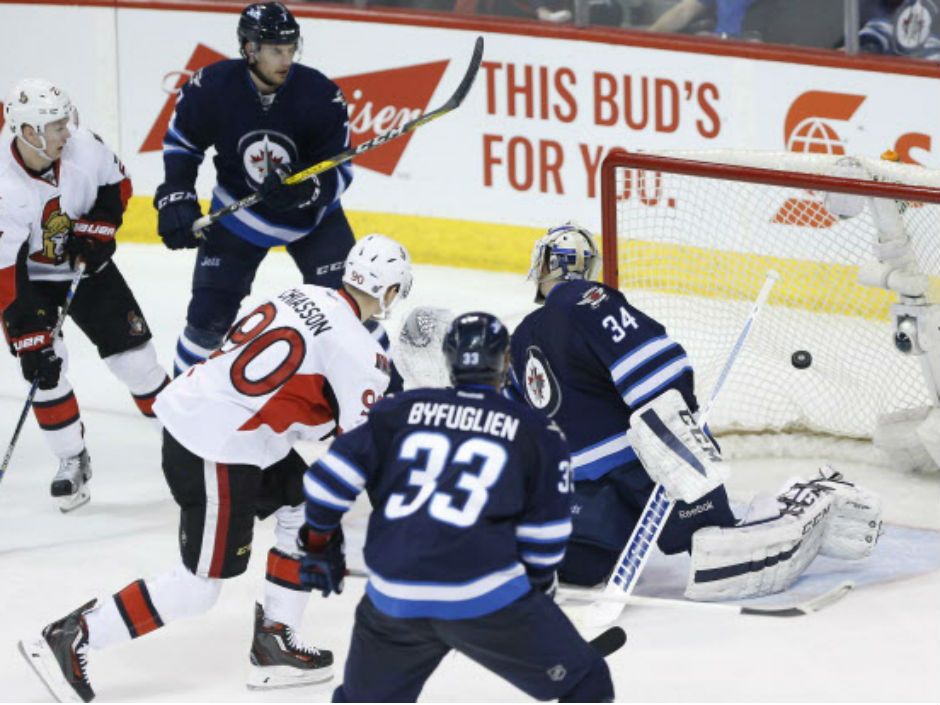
119,195,541,273
621,240,940,322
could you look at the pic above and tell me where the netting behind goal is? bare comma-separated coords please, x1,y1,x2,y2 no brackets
600,149,940,449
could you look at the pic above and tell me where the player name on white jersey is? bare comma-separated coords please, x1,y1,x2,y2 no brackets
406,401,520,441
276,288,332,336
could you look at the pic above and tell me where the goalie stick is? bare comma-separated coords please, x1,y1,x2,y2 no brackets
0,261,86,484
192,36,485,233
559,580,853,618
584,270,780,628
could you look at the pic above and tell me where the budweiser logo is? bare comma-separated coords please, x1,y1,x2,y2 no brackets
141,45,449,176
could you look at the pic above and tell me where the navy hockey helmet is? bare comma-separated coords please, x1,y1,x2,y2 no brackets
442,312,510,387
238,2,301,52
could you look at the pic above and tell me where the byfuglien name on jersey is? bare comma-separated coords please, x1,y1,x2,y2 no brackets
277,288,332,336
407,402,520,441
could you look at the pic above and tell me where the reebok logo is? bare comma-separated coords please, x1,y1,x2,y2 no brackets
141,45,449,176
678,500,714,519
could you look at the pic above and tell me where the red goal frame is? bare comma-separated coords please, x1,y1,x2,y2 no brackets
599,148,940,289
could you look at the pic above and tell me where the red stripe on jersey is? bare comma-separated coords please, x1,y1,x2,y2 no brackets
118,176,133,210
114,580,164,638
266,548,304,590
0,265,16,313
238,373,336,434
209,464,231,579
33,392,81,430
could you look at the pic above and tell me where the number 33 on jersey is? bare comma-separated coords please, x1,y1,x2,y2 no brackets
153,285,390,468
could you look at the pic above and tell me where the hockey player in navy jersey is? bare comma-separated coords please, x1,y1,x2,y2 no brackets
299,312,614,702
154,2,358,375
510,222,883,602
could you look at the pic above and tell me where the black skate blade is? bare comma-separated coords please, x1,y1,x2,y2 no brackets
589,626,627,658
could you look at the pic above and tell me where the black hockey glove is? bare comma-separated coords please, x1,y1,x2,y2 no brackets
154,183,201,250
296,524,346,597
9,328,62,390
258,165,322,212
65,218,117,270
530,572,559,599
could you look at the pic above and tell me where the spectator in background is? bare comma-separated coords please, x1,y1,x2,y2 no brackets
455,0,622,25
859,0,940,60
647,0,759,37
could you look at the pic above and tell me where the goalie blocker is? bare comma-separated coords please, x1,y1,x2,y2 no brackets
627,389,883,601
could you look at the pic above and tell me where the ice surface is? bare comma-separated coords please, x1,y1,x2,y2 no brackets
1,246,937,702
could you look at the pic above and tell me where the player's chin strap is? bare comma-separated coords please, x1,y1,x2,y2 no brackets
17,133,59,164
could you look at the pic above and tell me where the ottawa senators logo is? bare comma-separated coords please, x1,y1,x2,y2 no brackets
30,197,72,264
128,312,147,336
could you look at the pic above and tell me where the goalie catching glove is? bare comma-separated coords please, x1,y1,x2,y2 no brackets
626,389,729,504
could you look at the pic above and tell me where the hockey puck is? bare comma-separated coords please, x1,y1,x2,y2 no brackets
791,350,812,369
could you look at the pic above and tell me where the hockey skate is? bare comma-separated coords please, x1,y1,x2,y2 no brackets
19,599,96,703
51,450,92,513
247,602,333,690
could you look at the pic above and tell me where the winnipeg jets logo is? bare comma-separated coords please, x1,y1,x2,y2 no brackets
524,346,561,416
577,286,608,309
237,130,298,188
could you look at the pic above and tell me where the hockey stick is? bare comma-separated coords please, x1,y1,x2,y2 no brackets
192,36,485,233
559,580,853,618
0,261,86,484
584,270,780,628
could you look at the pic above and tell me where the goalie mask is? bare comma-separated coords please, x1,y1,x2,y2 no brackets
442,312,510,387
342,234,413,319
4,78,75,161
528,222,600,303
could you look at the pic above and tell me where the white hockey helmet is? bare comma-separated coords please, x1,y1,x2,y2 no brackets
4,79,74,137
343,234,413,318
528,221,600,303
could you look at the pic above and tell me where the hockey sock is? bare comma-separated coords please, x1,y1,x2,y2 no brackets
263,548,311,629
103,342,170,417
87,565,221,648
32,382,84,459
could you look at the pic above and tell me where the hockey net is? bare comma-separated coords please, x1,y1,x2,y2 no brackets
600,149,940,462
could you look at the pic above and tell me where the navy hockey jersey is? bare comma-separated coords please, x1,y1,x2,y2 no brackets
163,59,352,247
509,280,697,483
304,386,573,620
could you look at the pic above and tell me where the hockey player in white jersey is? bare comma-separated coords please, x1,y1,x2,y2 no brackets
0,79,169,511
18,234,413,702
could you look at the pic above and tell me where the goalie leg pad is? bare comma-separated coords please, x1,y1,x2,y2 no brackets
873,406,940,473
685,476,837,601
626,389,728,504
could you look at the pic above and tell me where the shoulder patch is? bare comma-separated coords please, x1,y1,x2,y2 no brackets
576,285,608,309
523,346,562,417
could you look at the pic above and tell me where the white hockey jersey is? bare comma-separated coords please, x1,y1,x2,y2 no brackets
0,127,131,311
153,285,391,468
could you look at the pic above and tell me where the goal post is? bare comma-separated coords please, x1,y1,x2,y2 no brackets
599,148,940,451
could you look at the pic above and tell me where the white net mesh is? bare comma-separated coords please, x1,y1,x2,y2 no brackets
604,150,940,442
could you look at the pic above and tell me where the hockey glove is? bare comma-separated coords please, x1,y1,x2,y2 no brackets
154,183,201,250
65,219,117,270
11,330,62,390
296,524,346,597
258,165,321,212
